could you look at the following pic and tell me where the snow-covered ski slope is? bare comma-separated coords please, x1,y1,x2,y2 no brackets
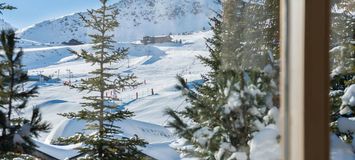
18,0,220,44
21,31,212,159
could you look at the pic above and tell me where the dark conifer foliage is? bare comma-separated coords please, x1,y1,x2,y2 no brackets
0,30,51,156
0,3,16,14
167,0,280,159
329,0,355,143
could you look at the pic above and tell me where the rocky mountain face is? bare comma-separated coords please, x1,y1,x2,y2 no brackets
18,0,220,44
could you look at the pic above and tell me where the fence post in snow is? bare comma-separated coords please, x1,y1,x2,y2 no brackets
151,88,154,95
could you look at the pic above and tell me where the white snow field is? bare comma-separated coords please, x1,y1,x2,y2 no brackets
5,0,353,158
17,30,355,160
18,0,220,44
20,31,212,159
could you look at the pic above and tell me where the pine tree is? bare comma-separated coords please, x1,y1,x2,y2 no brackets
222,0,280,71
329,0,354,73
58,0,146,159
167,4,226,158
0,30,51,156
0,3,16,14
329,0,355,144
167,0,280,159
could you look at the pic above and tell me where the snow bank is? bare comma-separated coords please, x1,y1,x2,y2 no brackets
266,107,280,127
57,55,80,64
46,119,175,145
45,119,87,144
250,125,280,160
338,117,355,133
36,140,180,160
343,84,355,107
330,134,355,160
34,140,80,160
141,143,180,160
42,119,178,159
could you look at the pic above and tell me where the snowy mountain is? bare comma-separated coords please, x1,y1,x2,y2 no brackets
11,1,221,159
18,0,220,44
0,19,14,30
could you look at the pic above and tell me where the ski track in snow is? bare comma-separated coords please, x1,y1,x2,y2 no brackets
20,31,212,159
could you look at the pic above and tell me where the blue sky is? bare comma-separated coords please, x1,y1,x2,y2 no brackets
0,0,115,29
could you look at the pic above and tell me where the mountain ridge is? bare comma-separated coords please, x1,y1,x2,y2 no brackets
18,0,220,44
0,19,15,31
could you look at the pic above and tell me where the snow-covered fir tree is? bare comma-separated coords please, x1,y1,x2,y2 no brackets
58,0,146,159
329,0,355,146
167,0,280,159
329,0,354,75
221,0,280,71
0,30,51,157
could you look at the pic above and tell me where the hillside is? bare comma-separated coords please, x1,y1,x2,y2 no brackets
7,1,219,158
19,31,212,159
18,0,220,44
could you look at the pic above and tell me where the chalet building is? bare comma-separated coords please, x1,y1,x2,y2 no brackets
141,35,172,45
62,39,84,45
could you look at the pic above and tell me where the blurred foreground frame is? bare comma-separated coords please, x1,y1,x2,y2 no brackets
280,0,330,160
222,0,332,159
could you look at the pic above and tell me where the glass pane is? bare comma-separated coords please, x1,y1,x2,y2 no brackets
179,0,281,159
329,0,355,159
0,0,281,159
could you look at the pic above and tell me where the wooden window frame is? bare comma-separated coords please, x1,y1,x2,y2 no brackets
280,0,330,160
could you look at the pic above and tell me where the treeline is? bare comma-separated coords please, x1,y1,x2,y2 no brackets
0,0,147,159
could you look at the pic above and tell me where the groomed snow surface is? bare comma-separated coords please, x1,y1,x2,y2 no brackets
22,31,210,159
5,1,283,159
9,4,355,156
20,30,285,160
16,32,355,160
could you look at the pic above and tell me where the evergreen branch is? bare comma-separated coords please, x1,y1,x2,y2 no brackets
29,107,51,137
69,49,99,64
0,3,16,14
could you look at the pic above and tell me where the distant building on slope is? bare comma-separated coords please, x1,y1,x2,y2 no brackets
141,35,172,45
62,39,84,45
